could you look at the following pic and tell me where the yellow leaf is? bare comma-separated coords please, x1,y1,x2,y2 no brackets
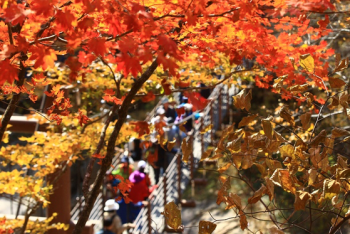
198,221,216,234
300,54,314,73
162,201,182,230
200,124,212,134
238,114,258,128
279,144,295,159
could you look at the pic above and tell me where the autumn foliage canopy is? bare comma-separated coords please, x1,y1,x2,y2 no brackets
0,0,349,233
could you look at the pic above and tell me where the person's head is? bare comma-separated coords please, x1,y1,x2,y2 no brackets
162,98,169,109
129,170,145,184
157,107,165,117
138,160,146,173
104,199,119,212
120,156,129,168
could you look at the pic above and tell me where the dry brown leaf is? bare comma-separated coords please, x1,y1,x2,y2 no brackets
218,162,232,174
162,201,182,230
278,105,295,127
232,155,243,169
308,169,317,186
334,57,349,73
288,84,309,94
262,116,273,139
225,193,242,210
300,112,311,130
239,210,248,230
241,155,253,169
228,133,243,153
270,169,296,194
167,138,176,151
329,77,346,89
200,148,213,161
248,184,267,204
198,221,216,234
238,114,258,128
328,96,339,110
322,179,341,199
294,191,311,211
270,227,285,234
331,127,350,138
233,89,252,111
181,138,192,164
273,75,288,93
265,178,275,201
309,130,326,147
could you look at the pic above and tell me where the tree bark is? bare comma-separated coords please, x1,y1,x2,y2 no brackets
72,59,158,234
0,62,26,142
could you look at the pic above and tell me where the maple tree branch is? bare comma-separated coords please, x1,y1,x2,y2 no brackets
81,111,110,134
99,56,118,89
81,105,118,199
7,23,14,45
136,69,253,97
0,62,26,142
72,58,158,234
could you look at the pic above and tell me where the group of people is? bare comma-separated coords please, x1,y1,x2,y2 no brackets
99,90,211,233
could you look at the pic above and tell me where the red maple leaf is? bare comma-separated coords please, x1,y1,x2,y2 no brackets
186,92,209,111
141,91,155,102
56,9,75,30
87,38,107,56
77,109,90,126
130,121,150,137
0,60,18,85
161,79,172,95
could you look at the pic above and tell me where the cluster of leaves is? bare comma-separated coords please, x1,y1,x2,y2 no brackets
0,0,346,233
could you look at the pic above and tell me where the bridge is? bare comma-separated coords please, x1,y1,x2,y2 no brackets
70,83,237,233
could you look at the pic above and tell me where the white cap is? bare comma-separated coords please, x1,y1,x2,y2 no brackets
138,160,146,169
104,199,119,211
184,103,193,110
157,108,166,115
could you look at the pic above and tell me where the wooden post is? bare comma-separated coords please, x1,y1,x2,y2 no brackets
47,167,71,234
147,201,152,234
163,174,167,206
210,101,214,144
227,86,232,125
177,154,182,207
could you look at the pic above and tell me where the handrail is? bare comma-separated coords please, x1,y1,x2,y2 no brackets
131,83,232,233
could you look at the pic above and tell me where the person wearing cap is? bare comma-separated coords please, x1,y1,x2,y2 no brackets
162,97,177,124
128,161,151,203
99,199,134,234
111,156,134,180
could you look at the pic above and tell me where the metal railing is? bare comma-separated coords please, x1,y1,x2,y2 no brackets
131,83,235,233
